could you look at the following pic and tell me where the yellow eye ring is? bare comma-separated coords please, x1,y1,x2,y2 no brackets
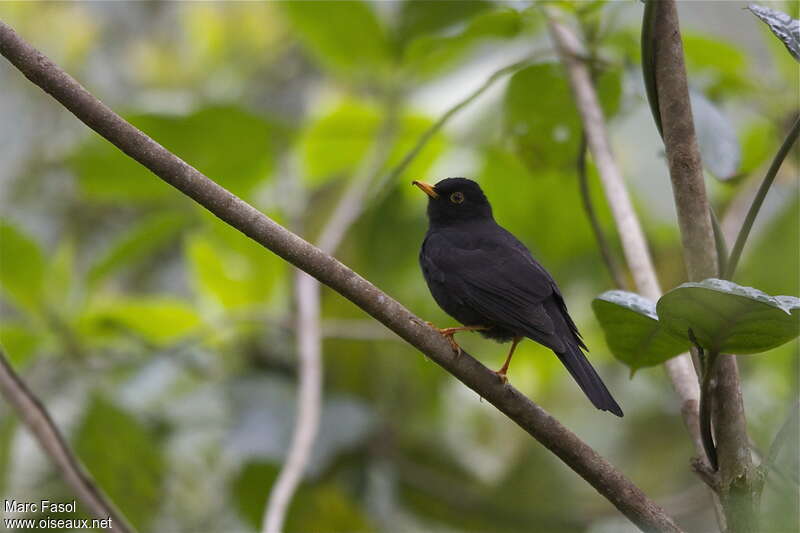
450,192,465,204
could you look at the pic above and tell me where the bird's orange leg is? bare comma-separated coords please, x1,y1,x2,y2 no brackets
426,323,488,355
494,336,523,384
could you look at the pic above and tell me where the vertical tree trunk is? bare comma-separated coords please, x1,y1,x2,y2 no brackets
652,1,759,531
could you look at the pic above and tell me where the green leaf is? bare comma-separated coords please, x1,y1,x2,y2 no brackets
76,395,164,531
394,0,492,46
690,89,741,180
747,4,800,62
282,1,392,79
504,63,621,171
301,101,446,185
0,220,45,314
592,290,691,372
656,279,800,354
186,229,285,310
233,461,375,532
0,323,41,367
682,33,750,95
45,238,76,309
72,106,275,203
403,8,524,78
88,212,191,285
79,296,201,346
301,102,381,185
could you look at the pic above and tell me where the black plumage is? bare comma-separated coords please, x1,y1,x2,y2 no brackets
414,177,623,417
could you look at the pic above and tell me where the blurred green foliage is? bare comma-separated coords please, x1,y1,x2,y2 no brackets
0,2,797,532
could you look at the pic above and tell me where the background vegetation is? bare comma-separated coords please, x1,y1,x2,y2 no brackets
0,2,797,532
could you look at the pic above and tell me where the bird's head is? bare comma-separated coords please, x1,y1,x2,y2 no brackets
412,177,493,226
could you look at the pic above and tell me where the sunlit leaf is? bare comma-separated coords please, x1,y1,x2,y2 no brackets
0,220,45,314
748,4,800,62
690,89,741,180
504,63,621,171
656,279,800,354
88,212,191,285
302,101,446,185
592,290,690,372
73,106,275,203
79,297,201,346
76,395,165,531
282,0,392,79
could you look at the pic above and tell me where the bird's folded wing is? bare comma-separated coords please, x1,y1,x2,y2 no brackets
424,233,564,351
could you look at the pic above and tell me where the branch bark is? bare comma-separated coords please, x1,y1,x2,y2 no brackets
650,2,758,531
0,20,683,532
0,350,135,533
545,10,704,461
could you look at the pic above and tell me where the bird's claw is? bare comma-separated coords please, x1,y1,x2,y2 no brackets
426,322,463,356
492,370,509,384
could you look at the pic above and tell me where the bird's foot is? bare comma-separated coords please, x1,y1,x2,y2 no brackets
492,369,509,384
426,322,463,356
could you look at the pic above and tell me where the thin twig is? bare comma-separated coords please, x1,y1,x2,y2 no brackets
762,400,800,487
577,131,627,289
545,8,704,461
0,349,136,533
263,111,398,533
725,115,800,279
262,271,322,533
0,22,683,532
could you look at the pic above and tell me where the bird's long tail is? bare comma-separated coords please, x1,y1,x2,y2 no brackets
555,343,623,417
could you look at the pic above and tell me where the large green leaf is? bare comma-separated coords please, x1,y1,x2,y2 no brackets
0,220,45,314
282,0,392,79
88,212,191,285
72,106,275,203
592,290,691,372
78,296,201,346
75,395,165,531
504,63,621,171
403,8,524,78
682,33,750,96
656,279,800,354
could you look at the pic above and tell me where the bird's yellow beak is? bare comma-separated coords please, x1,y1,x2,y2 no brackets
412,180,438,199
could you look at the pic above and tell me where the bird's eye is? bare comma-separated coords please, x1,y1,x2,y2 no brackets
450,192,465,204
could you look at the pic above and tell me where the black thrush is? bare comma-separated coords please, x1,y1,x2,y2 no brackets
414,177,623,416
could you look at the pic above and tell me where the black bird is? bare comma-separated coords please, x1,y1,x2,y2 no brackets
414,177,623,416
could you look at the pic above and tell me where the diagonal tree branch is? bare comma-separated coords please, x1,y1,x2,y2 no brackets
0,20,683,532
0,349,135,533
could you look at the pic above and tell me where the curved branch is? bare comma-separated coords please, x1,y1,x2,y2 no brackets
0,350,135,533
0,21,682,532
262,271,322,533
